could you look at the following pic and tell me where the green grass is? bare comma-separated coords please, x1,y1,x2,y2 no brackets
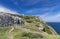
0,27,11,39
12,29,43,39
0,27,60,39
12,29,60,39
21,23,40,32
0,13,59,39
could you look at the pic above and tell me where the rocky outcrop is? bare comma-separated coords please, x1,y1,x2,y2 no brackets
0,13,25,26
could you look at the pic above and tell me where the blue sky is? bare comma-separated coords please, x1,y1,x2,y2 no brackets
0,0,60,22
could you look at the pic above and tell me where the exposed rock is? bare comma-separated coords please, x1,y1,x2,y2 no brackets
39,24,44,31
0,13,25,26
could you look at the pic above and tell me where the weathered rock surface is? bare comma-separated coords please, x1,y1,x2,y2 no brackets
0,13,25,26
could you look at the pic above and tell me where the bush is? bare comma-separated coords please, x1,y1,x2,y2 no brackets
45,26,52,34
21,32,43,38
25,19,33,23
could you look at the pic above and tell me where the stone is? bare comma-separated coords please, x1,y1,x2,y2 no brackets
0,13,25,26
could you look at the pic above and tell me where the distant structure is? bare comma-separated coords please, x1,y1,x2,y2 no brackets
0,13,25,26
22,14,25,16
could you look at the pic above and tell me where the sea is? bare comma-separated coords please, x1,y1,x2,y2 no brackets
47,22,60,34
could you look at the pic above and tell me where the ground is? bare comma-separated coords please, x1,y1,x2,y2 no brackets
0,27,60,39
0,13,60,39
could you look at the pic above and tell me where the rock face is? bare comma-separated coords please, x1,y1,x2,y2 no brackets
0,13,25,26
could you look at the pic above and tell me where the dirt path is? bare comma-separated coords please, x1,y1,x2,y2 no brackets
8,27,14,39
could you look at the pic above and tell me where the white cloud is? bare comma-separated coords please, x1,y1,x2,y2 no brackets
0,6,18,14
39,13,60,22
25,5,60,22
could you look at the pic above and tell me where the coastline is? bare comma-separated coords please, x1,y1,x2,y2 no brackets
48,25,58,35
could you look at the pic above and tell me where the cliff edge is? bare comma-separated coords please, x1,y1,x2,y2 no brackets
0,12,59,39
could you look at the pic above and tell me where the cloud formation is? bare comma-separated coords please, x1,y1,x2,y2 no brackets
25,6,60,22
0,6,18,14
1,0,60,22
39,13,60,22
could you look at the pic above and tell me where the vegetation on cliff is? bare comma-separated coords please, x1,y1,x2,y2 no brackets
0,13,60,39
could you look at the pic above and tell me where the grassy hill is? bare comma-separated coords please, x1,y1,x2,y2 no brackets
0,13,60,39
0,27,60,39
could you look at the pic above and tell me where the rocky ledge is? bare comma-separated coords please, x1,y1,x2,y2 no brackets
0,13,25,26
